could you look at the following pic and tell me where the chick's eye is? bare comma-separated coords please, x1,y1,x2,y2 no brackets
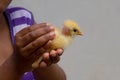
73,29,77,32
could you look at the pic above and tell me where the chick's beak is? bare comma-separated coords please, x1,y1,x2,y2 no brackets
78,32,83,36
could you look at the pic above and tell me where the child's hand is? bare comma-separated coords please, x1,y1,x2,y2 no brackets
14,23,56,72
39,48,63,68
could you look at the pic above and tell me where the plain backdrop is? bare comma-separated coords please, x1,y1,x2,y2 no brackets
11,0,120,80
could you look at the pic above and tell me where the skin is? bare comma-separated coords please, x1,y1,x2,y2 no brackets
0,0,66,80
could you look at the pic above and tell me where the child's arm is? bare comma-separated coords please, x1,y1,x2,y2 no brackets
33,64,66,80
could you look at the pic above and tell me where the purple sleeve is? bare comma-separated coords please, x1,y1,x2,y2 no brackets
4,6,35,44
4,6,36,80
21,72,35,80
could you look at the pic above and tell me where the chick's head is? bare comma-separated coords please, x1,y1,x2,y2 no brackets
63,20,83,37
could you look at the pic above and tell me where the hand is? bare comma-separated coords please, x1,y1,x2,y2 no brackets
39,48,64,68
14,23,55,72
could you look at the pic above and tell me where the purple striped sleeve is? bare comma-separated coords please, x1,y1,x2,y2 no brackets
12,17,34,27
21,72,35,80
4,6,36,80
6,6,32,14
4,6,35,44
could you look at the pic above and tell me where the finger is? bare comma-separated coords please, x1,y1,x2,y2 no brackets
20,25,54,47
15,23,54,47
34,40,52,55
50,50,60,63
42,52,53,66
39,61,47,68
50,50,57,57
56,48,64,56
43,52,50,61
15,23,51,37
51,56,60,63
42,40,52,50
21,32,55,57
30,40,53,59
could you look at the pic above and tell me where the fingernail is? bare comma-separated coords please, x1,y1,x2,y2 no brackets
46,23,51,26
50,31,55,37
50,26,55,31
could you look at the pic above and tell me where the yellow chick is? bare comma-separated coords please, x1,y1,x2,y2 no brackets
32,20,83,68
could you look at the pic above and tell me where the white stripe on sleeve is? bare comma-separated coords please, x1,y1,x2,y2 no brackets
13,24,30,36
10,10,32,20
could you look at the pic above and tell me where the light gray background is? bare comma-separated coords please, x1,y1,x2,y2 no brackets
11,0,120,80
